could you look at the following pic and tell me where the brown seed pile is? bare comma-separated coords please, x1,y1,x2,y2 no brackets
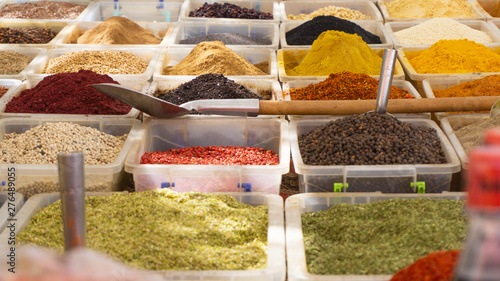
0,1,86,19
0,122,128,165
43,50,149,74
0,27,57,44
0,51,33,75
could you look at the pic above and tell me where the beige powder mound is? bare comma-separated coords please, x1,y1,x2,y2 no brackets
386,0,475,19
77,16,161,45
163,41,267,76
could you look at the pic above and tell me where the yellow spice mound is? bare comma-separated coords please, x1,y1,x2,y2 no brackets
386,0,474,19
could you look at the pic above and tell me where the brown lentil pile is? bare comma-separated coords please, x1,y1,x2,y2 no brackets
0,51,33,75
0,122,127,165
17,189,268,271
0,1,86,19
298,113,446,165
0,27,57,44
43,51,149,75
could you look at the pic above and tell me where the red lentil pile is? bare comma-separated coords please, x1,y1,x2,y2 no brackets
390,250,461,281
290,71,413,100
140,146,279,165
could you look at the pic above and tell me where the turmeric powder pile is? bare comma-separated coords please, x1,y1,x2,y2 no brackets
287,30,382,76
408,39,500,74
433,75,500,97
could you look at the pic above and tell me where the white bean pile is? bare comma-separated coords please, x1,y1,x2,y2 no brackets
394,18,493,45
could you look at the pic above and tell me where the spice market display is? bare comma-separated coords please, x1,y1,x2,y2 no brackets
1,0,500,280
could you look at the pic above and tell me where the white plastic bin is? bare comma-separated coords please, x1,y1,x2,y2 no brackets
0,117,141,199
290,117,461,193
0,0,94,22
180,0,280,23
0,79,23,107
280,20,392,49
125,117,290,194
0,191,23,232
280,0,382,22
0,46,46,80
168,21,279,49
83,1,182,22
285,191,466,281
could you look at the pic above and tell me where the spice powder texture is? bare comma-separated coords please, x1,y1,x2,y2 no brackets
17,189,269,271
0,1,86,19
287,5,371,21
0,51,33,75
385,0,475,19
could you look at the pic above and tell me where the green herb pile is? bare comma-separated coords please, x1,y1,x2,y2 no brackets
302,198,468,275
17,190,269,270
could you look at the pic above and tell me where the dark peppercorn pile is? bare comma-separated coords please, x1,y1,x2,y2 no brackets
189,2,273,19
286,16,381,45
299,113,447,166
0,27,57,44
156,73,263,105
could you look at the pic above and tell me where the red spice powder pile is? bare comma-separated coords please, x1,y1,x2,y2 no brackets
390,250,461,281
141,146,279,165
4,70,131,115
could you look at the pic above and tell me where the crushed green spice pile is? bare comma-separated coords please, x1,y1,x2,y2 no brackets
302,198,467,275
17,189,269,270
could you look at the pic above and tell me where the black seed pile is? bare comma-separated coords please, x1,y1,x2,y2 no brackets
0,27,57,44
286,16,382,45
156,73,264,105
189,2,274,19
299,113,447,166
180,33,271,45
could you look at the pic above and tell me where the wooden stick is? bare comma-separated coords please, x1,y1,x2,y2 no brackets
259,96,500,115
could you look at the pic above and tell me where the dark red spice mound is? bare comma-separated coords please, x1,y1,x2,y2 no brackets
390,250,461,281
5,70,131,115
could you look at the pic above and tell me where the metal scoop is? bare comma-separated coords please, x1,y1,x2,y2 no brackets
374,48,397,114
490,99,500,118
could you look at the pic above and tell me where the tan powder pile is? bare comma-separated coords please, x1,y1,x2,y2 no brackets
0,51,33,75
455,115,500,154
163,41,267,76
287,5,371,21
385,0,475,19
77,16,161,45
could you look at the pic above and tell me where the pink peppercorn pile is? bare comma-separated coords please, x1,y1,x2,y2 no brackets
140,146,279,165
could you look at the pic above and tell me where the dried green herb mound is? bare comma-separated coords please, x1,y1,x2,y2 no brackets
17,190,268,270
302,198,467,275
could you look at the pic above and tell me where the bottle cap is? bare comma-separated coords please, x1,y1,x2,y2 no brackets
484,128,500,145
467,145,500,209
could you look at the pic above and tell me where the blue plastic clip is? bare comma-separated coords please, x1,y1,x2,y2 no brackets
160,182,175,189
157,0,164,9
333,183,348,193
411,182,426,194
113,0,122,16
237,183,252,192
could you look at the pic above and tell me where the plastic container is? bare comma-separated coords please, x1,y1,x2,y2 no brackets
0,21,69,49
0,191,285,281
290,117,461,193
125,117,290,194
153,46,278,80
440,113,489,171
378,0,486,22
473,0,500,19
55,21,174,48
277,48,406,82
0,191,23,232
280,20,393,49
281,79,430,119
0,0,94,22
487,18,500,36
0,78,148,118
280,0,383,22
0,117,141,199
0,46,46,80
386,19,500,49
83,1,182,22
0,79,23,107
26,46,160,84
168,21,279,49
285,191,467,281
180,0,280,23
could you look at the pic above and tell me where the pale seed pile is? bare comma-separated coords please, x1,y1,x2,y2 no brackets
0,51,33,74
43,50,149,74
394,18,493,45
287,5,371,21
0,122,127,165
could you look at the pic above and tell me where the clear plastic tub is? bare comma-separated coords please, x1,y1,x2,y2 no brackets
280,0,383,22
125,117,290,194
386,19,500,49
153,46,278,80
285,191,466,281
0,191,23,232
26,46,160,84
0,21,69,49
83,1,182,22
55,21,174,48
168,21,279,49
0,0,94,22
378,0,486,22
290,117,461,193
0,46,46,80
277,48,406,82
440,113,489,171
0,117,141,199
0,191,285,281
180,0,280,23
0,78,148,118
280,20,393,49
488,18,500,35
